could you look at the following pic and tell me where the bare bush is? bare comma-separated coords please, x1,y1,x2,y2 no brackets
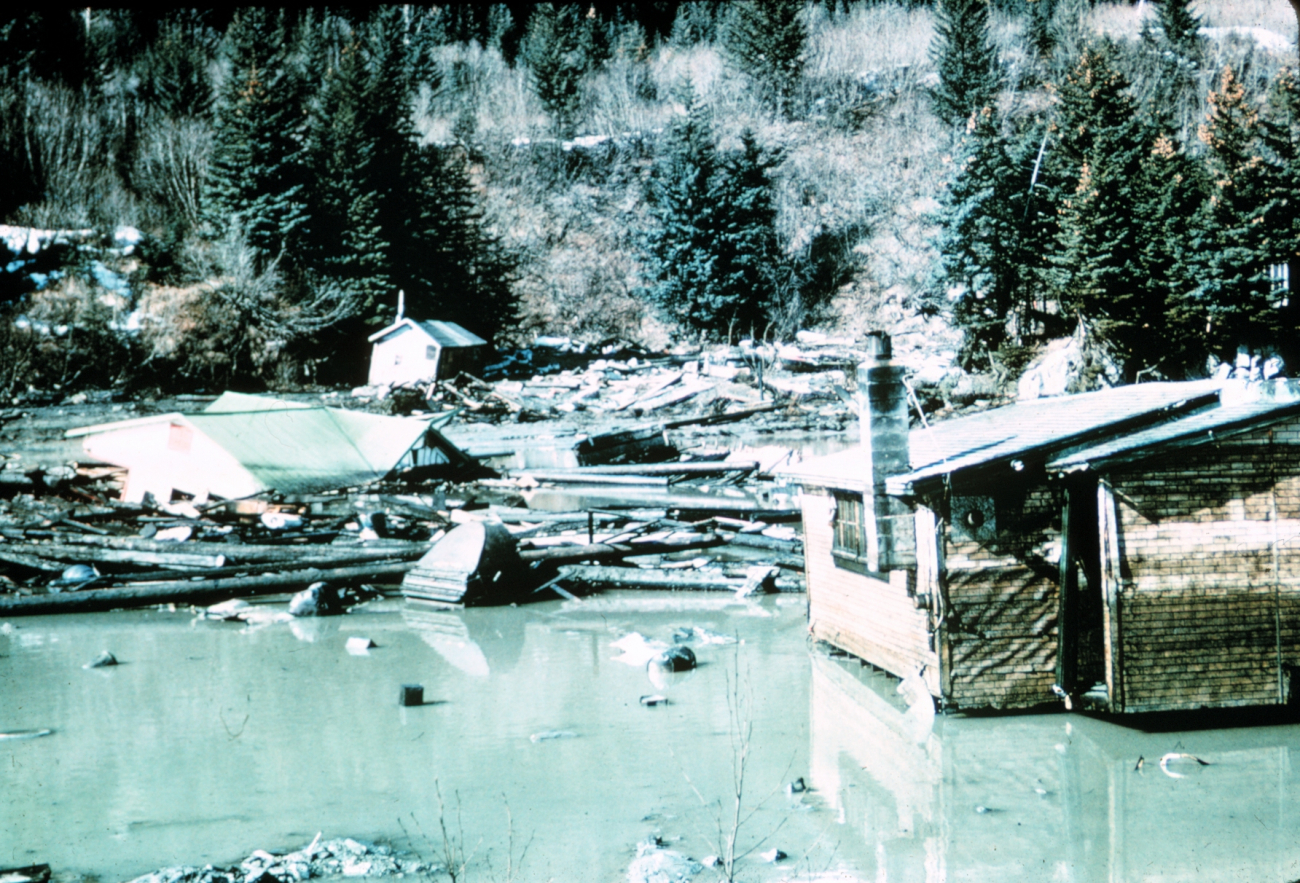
132,111,211,232
13,81,139,230
414,42,546,146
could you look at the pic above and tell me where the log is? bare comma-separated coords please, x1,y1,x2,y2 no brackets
31,535,432,563
0,561,416,616
516,471,670,486
518,533,724,563
722,532,803,554
6,543,228,569
515,461,758,477
558,564,803,592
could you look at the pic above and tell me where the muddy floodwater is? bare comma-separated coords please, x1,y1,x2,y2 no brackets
4,593,1300,882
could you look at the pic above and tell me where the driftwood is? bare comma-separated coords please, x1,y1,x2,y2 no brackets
517,461,758,478
558,564,802,592
0,561,416,617
515,471,670,486
28,535,432,564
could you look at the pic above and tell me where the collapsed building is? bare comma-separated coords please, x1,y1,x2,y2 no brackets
782,332,1300,713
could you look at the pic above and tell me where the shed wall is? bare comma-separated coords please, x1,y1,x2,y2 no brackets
802,492,939,693
943,483,1062,709
1107,421,1300,712
368,326,441,386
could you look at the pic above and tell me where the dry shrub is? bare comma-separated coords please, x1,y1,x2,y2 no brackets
15,276,135,391
804,2,935,78
414,42,547,145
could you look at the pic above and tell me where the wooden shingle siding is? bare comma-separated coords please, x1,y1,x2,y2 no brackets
802,493,939,693
1108,421,1300,711
943,485,1062,708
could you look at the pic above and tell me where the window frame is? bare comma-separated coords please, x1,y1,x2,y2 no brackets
831,491,869,574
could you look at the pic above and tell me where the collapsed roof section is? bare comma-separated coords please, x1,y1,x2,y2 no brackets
67,392,471,504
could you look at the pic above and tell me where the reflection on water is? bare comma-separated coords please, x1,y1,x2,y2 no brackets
0,595,821,882
811,653,1300,882
3,597,1299,882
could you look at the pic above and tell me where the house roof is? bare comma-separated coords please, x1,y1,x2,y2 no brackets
1048,396,1300,471
779,380,1227,496
367,318,487,348
68,393,468,496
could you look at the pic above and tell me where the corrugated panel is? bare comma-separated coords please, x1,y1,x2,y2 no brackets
203,392,312,413
186,408,432,494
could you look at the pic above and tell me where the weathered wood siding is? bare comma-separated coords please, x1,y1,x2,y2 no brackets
1107,422,1300,712
802,492,939,695
943,484,1062,709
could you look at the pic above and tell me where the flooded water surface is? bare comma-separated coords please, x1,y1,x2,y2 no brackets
4,593,1300,882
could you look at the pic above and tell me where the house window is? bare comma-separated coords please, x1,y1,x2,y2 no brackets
426,345,438,360
831,492,868,571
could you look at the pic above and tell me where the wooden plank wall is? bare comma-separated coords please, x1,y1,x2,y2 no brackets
943,484,1062,709
1108,421,1300,712
802,492,939,693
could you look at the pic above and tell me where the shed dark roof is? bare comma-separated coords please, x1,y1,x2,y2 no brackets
780,380,1229,495
1048,396,1300,471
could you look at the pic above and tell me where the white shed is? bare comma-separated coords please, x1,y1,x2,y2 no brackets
367,318,487,387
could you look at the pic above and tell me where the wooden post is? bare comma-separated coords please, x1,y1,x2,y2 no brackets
1056,485,1078,694
1098,481,1123,712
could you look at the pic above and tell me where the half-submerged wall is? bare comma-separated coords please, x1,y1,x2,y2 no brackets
801,492,939,696
1105,420,1300,712
941,482,1063,709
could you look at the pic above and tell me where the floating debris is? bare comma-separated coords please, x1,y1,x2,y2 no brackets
83,650,117,669
122,833,430,883
529,730,577,743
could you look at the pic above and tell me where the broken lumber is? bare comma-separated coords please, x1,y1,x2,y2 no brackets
0,561,416,617
517,461,758,477
515,471,669,486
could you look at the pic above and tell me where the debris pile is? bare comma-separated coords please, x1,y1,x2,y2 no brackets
0,333,911,614
122,834,431,883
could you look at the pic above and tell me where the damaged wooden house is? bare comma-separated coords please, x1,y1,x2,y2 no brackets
68,392,471,504
781,332,1300,713
366,294,487,387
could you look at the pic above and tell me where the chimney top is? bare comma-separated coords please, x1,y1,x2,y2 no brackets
866,331,891,362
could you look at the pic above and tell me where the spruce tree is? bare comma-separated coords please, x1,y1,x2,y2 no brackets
1192,65,1282,360
1133,133,1212,376
929,0,1002,128
205,8,311,264
937,107,1043,367
521,3,606,136
1261,67,1300,365
1046,43,1152,379
724,0,807,117
643,87,782,338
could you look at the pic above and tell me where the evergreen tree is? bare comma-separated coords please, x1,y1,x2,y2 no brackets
395,144,516,342
521,3,607,136
724,0,807,117
1260,66,1300,366
928,0,1002,128
642,87,782,338
205,8,311,265
1191,65,1282,360
1137,0,1204,145
1045,43,1152,379
138,12,218,120
936,107,1048,367
1133,133,1212,376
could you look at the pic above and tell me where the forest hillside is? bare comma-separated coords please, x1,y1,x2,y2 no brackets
0,1,1297,397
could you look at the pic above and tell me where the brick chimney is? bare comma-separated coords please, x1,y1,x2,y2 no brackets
860,332,915,571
